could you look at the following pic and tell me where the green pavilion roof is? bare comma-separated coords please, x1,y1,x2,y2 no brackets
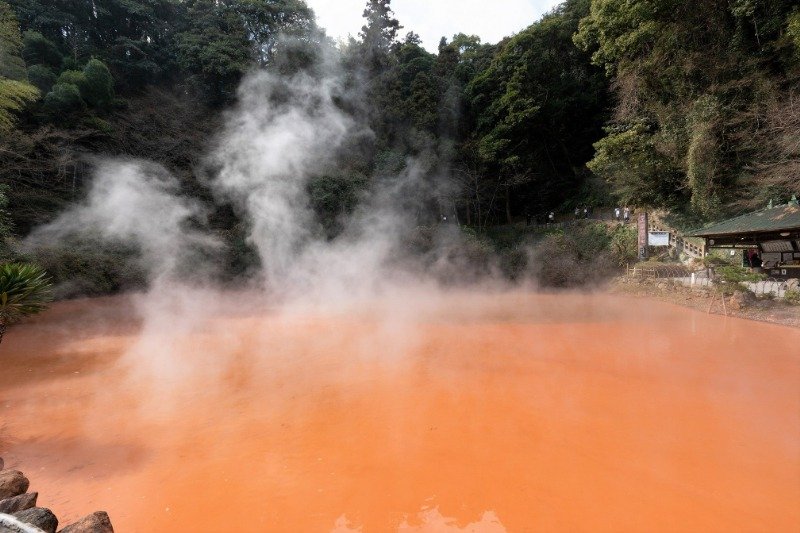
689,203,800,238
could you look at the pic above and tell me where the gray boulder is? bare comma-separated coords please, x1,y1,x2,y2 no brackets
12,508,57,533
0,513,47,533
57,512,113,533
729,290,756,310
0,494,37,514
0,472,29,500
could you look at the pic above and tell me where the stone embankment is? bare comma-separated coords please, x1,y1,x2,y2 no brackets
0,457,113,533
612,276,800,328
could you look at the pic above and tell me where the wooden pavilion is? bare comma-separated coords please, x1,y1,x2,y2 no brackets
689,200,800,279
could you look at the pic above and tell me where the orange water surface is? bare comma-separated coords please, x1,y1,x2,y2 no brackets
1,291,798,532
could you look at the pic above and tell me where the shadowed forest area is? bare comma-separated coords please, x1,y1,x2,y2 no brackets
1,0,799,295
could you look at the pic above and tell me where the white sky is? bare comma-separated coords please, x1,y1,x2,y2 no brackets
306,0,564,52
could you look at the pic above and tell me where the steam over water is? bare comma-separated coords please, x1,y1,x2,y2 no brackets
2,291,799,531
6,54,800,532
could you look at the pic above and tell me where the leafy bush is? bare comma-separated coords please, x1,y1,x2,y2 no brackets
30,241,145,298
530,223,617,288
610,224,637,266
50,61,114,110
81,58,115,108
0,78,39,132
402,225,496,284
308,172,368,238
22,31,62,68
712,265,764,295
788,11,800,56
61,56,81,71
43,82,85,115
785,288,800,305
81,115,114,133
0,262,53,343
26,64,56,93
57,69,87,87
715,265,764,284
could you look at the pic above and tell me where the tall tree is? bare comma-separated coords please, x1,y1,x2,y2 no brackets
359,0,401,72
465,0,607,217
176,0,317,103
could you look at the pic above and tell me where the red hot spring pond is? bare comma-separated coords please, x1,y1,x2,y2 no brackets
0,290,798,532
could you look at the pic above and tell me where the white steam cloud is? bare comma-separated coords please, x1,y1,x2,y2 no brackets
210,70,355,288
23,42,502,312
25,160,218,283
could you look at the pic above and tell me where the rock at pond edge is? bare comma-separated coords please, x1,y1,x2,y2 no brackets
12,507,57,533
57,512,113,533
0,472,29,500
0,493,38,514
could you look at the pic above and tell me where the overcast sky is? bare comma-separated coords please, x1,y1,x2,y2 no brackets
306,0,564,52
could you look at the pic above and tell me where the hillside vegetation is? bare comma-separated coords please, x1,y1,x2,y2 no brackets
0,0,798,292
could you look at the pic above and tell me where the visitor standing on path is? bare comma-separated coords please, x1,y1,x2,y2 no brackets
623,207,630,223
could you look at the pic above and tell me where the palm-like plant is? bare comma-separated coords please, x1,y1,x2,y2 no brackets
0,263,53,344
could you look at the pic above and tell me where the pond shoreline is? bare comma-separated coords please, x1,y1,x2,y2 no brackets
0,459,114,532
610,276,800,328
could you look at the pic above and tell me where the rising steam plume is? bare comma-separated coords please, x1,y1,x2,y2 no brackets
24,39,484,306
209,70,355,289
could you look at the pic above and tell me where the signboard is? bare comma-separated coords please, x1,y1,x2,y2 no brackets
637,212,648,260
648,231,669,247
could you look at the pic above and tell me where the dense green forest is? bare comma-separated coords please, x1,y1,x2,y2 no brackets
0,0,798,292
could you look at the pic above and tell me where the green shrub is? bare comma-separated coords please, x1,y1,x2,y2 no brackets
81,115,114,133
0,262,53,343
43,82,85,115
712,265,764,295
715,265,764,284
531,223,617,288
22,31,62,68
0,78,39,132
610,224,637,266
57,69,87,87
30,241,145,298
54,62,115,110
27,64,57,93
308,172,368,238
61,56,81,71
498,247,528,280
81,58,114,108
785,288,800,305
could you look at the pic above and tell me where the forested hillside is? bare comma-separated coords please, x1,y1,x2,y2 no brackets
1,0,798,292
576,0,800,218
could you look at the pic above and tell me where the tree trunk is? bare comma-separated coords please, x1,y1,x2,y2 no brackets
0,321,5,345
